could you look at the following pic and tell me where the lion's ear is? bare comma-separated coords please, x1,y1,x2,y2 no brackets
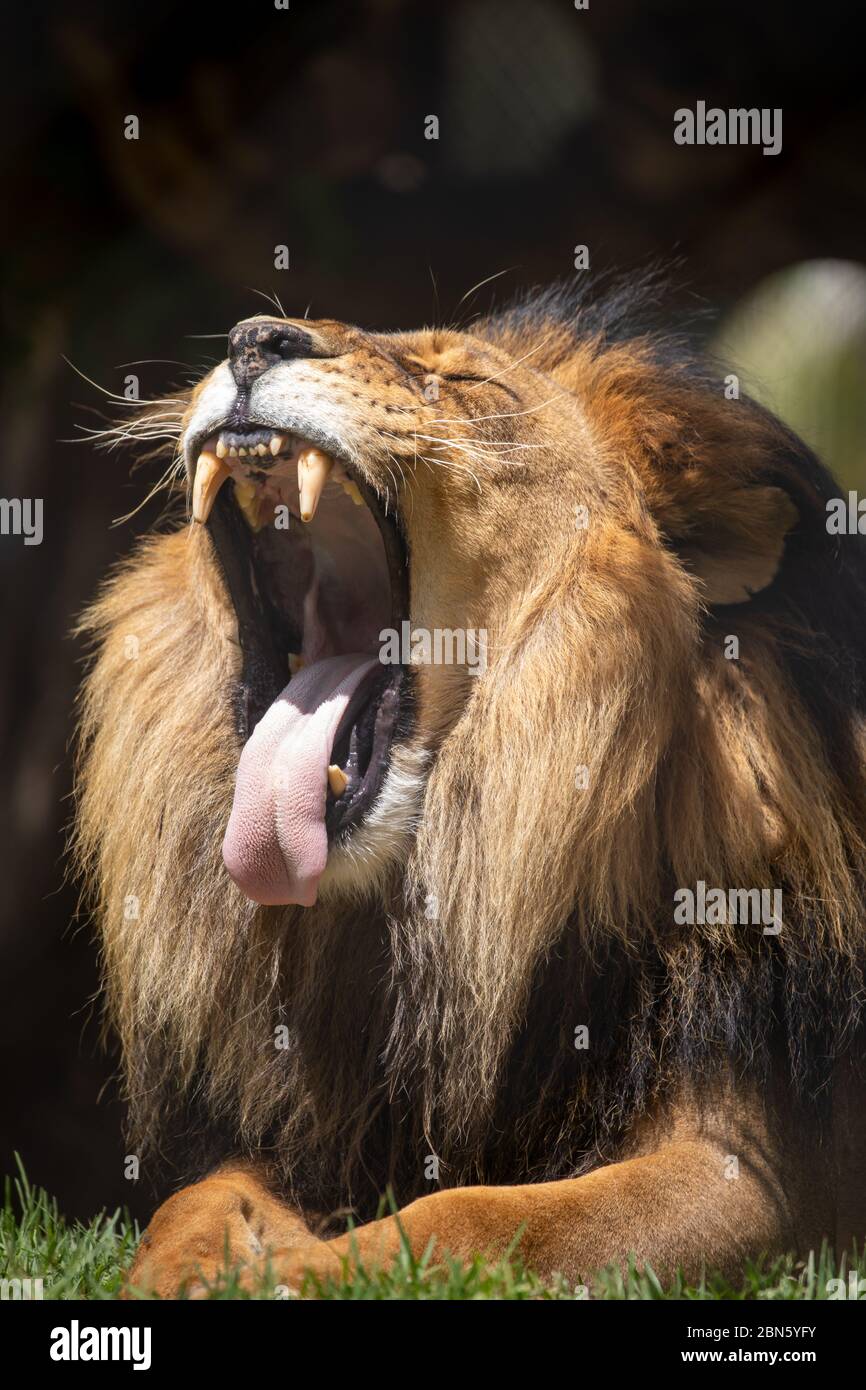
672,485,799,606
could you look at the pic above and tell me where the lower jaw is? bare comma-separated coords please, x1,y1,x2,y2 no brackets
315,737,430,903
325,665,409,843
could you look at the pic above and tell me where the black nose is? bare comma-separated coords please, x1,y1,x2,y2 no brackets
227,318,314,388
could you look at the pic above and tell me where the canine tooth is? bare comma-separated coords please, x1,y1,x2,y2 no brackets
327,764,348,797
298,446,333,522
270,433,287,456
234,479,263,531
216,437,227,459
192,450,230,524
341,478,364,506
288,653,306,676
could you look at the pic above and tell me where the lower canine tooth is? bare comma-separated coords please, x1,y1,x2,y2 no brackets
298,446,334,522
327,764,348,797
192,451,230,524
341,478,364,506
234,479,263,531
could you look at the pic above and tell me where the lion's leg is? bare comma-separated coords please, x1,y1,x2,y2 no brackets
128,1102,817,1295
126,1164,319,1298
279,1137,803,1289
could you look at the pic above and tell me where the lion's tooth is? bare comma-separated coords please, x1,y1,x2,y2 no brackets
216,437,227,459
327,764,348,797
270,433,287,457
288,653,306,676
256,443,268,457
238,446,248,457
298,446,333,522
341,478,364,506
234,479,263,531
192,450,230,524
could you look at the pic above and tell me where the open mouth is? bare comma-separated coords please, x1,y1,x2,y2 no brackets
188,422,411,907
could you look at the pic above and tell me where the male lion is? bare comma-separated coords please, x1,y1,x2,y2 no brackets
75,279,866,1296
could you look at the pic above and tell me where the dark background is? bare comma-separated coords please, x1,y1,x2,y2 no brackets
1,0,863,1224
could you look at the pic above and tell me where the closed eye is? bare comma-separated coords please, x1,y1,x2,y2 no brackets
443,373,519,399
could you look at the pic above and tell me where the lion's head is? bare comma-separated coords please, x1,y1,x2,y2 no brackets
76,277,866,1215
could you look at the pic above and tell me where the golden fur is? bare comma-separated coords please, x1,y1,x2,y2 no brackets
75,279,866,1281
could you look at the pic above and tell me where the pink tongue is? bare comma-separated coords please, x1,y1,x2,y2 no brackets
223,654,377,907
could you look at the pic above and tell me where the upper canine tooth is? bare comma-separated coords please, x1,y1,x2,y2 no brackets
192,450,230,524
270,433,287,457
298,446,333,522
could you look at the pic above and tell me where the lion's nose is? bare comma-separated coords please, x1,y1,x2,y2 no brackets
227,318,314,388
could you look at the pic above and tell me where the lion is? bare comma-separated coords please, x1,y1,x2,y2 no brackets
74,276,866,1297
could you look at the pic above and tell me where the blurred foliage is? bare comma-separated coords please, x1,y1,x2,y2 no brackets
715,260,866,489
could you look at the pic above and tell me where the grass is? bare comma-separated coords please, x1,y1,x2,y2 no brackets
1,1160,862,1301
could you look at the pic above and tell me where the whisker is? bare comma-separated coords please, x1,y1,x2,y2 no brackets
427,393,566,427
112,359,200,370
246,286,288,318
404,431,541,461
64,357,188,408
413,452,484,495
452,267,516,316
466,332,559,390
111,455,187,527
